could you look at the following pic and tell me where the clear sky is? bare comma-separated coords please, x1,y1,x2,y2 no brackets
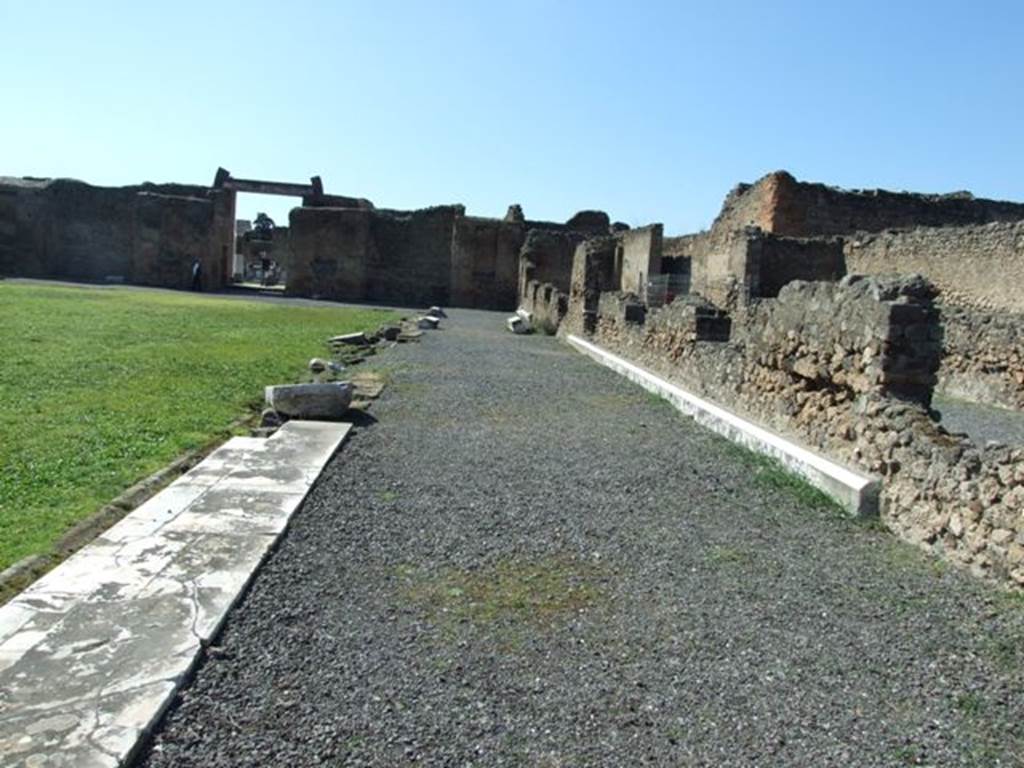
2,0,1022,234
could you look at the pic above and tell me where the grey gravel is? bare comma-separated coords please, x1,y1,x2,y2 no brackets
137,309,1024,767
934,393,1024,447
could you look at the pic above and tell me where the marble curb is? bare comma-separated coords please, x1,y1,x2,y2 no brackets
567,334,880,517
1,416,254,605
0,420,352,767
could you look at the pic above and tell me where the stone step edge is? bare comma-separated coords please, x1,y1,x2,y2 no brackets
566,334,880,517
0,415,255,605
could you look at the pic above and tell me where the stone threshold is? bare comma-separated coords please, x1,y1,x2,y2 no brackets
0,420,352,767
566,334,880,517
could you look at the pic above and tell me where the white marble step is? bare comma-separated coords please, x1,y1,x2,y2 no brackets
0,420,351,767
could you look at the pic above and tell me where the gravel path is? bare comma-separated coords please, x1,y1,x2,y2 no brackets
137,310,1024,767
934,393,1024,447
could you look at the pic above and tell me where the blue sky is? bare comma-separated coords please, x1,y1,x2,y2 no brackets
1,1,1021,233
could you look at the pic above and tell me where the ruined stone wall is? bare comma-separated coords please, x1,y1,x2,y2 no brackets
586,276,1024,588
451,215,524,309
757,234,845,298
844,220,1024,314
287,207,372,301
938,305,1024,410
0,177,227,289
132,193,219,290
726,171,1024,238
562,237,620,337
690,229,756,308
518,229,588,305
367,206,462,306
0,179,49,277
520,280,569,334
689,228,844,309
619,224,663,297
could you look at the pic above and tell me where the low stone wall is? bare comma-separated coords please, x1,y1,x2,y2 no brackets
844,220,1024,314
938,305,1024,410
518,229,586,304
581,276,1024,588
521,280,568,334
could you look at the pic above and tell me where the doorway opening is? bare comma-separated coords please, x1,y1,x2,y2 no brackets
233,192,297,292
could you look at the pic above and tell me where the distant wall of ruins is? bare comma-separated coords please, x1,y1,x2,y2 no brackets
844,220,1024,314
288,205,581,310
690,228,845,309
721,171,1024,238
451,215,523,309
619,224,663,297
0,178,233,290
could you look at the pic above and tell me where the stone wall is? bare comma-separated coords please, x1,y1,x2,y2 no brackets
287,207,373,301
520,280,569,334
367,206,462,306
0,177,230,290
582,275,1024,588
564,237,620,336
690,228,845,309
844,220,1024,314
619,224,663,298
938,305,1024,410
451,215,524,309
757,233,845,298
132,193,220,290
518,229,590,305
725,171,1024,238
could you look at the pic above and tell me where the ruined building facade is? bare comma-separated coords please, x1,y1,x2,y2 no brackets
0,169,615,309
524,170,1024,588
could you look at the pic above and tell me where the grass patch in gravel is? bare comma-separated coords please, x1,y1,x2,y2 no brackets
717,440,842,511
398,555,605,635
0,282,398,570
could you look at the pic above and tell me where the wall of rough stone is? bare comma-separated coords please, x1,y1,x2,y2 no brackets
367,206,462,306
517,229,590,305
844,220,1024,314
520,279,569,334
132,193,219,290
938,305,1024,410
585,276,1024,588
287,207,372,301
690,228,845,309
757,233,845,298
619,224,663,298
563,237,621,336
726,170,1024,238
0,177,230,289
451,215,524,309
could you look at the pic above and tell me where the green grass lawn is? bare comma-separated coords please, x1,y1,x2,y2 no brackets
0,282,398,570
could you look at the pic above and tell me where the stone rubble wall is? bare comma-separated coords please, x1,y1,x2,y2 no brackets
725,170,1024,239
938,305,1024,410
619,224,663,297
584,276,1024,588
844,220,1024,314
689,228,846,310
0,177,230,290
520,280,568,334
518,229,587,306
